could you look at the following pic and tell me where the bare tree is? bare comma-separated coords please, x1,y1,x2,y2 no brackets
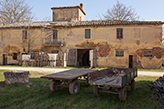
0,0,33,24
103,1,139,21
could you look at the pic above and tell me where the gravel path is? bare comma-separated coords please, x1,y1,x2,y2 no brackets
0,67,69,73
0,67,163,77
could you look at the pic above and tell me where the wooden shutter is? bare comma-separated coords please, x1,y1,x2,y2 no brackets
67,49,77,66
90,49,97,68
133,55,137,68
53,30,58,39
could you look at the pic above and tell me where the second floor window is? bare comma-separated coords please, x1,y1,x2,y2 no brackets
117,28,123,39
85,29,90,39
22,30,27,39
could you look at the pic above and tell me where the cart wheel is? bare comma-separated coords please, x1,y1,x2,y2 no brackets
119,87,127,101
50,80,60,91
131,79,135,91
94,85,101,97
69,80,80,94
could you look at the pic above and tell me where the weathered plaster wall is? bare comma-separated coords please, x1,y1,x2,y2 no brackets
56,25,162,68
0,24,162,68
78,9,85,21
0,28,43,65
52,8,84,21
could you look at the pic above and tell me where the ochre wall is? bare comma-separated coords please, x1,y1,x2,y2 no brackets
0,24,162,68
0,28,43,65
56,25,162,68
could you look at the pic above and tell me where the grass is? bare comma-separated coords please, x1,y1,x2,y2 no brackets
138,68,164,72
0,70,161,109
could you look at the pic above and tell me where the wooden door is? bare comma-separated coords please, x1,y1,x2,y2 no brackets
129,55,133,68
53,30,58,44
67,49,77,66
89,49,97,68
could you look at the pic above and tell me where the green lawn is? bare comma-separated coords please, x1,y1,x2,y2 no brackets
138,68,164,72
0,70,160,109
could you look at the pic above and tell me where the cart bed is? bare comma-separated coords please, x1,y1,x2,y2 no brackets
41,69,97,81
88,68,137,87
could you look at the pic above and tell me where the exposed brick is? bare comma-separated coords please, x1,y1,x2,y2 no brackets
152,47,162,59
136,49,144,58
97,42,110,57
136,40,140,45
136,47,162,59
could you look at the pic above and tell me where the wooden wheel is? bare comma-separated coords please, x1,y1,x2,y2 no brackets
119,87,127,101
50,80,60,91
69,80,80,94
131,79,135,91
94,85,101,97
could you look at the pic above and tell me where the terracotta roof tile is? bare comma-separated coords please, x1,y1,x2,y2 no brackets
0,20,163,28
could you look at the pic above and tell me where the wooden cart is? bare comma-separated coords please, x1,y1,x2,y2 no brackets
41,69,97,94
88,68,137,101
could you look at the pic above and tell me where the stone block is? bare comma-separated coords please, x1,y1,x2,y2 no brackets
4,71,29,84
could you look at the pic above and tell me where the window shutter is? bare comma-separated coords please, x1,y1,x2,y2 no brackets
85,29,90,39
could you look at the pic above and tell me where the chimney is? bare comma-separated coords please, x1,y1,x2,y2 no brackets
80,3,83,10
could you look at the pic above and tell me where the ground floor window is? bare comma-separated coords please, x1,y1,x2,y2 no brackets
52,50,59,54
144,51,153,57
13,53,17,60
116,50,124,57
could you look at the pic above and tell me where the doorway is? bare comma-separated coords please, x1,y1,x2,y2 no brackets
129,55,133,68
67,49,97,67
82,50,90,67
77,49,90,67
3,54,7,65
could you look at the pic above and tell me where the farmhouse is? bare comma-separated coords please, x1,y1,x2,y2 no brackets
0,3,163,69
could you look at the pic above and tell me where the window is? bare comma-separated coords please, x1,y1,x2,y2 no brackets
23,49,26,52
116,50,124,57
13,53,17,60
144,51,153,57
22,30,27,39
117,28,123,38
85,29,90,39
52,50,59,54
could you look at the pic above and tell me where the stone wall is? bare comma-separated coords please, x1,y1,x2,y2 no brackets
4,71,29,84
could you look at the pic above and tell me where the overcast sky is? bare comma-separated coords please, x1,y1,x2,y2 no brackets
26,0,164,22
